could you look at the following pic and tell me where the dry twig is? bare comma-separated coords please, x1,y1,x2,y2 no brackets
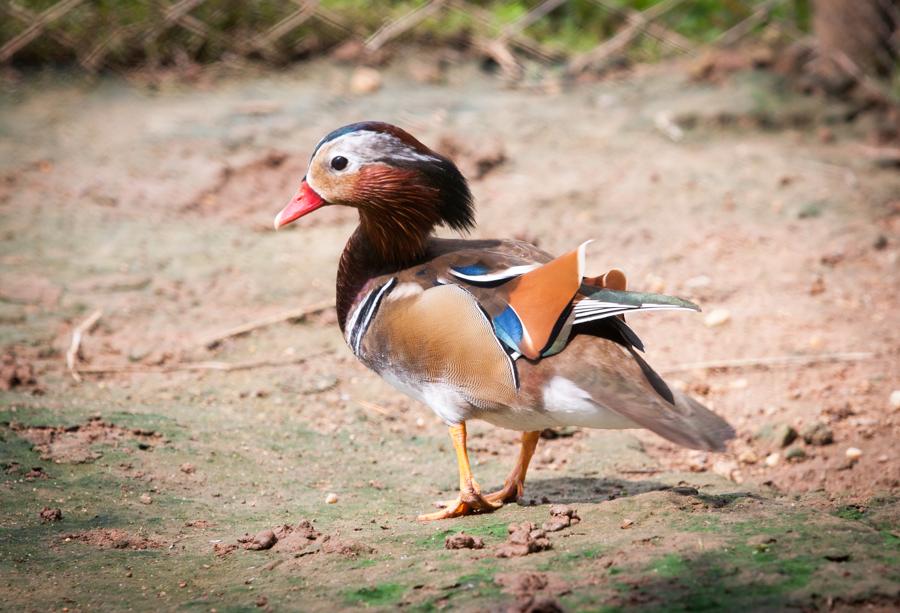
366,0,445,52
357,400,392,417
569,0,686,74
858,145,900,167
198,300,334,349
0,0,84,62
589,0,693,53
660,351,875,375
66,309,103,382
712,0,783,47
827,50,896,107
448,0,561,64
252,0,317,59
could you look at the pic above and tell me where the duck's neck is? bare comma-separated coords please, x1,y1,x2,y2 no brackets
336,213,431,332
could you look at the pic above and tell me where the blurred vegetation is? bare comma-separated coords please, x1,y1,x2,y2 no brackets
1,0,811,68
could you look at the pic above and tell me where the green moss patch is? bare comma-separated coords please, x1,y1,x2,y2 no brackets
345,582,405,607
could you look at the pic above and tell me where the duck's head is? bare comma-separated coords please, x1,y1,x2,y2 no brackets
275,121,474,262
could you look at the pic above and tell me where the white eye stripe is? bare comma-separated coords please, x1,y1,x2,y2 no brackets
307,129,441,196
320,131,440,167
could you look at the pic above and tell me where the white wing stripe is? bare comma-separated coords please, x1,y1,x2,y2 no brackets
574,301,627,310
574,304,694,324
449,263,540,283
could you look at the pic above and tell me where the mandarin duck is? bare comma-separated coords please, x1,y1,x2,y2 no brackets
275,122,734,521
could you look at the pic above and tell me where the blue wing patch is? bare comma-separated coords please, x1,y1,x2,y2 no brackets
451,264,489,276
493,306,524,352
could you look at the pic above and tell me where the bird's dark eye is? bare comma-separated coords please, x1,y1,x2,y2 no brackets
330,156,348,171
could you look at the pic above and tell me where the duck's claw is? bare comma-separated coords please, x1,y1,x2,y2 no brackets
483,480,524,505
417,490,502,521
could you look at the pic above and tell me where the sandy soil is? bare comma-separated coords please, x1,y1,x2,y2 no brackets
1,54,898,611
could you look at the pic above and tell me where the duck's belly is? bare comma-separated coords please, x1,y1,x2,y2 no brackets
474,378,640,432
476,409,639,432
379,363,639,432
378,368,475,425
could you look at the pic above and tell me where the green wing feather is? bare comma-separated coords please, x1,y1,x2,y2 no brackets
577,285,701,312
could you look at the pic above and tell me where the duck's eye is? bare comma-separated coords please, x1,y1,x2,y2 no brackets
330,156,348,171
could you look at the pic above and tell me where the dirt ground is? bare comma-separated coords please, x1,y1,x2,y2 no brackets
1,53,898,611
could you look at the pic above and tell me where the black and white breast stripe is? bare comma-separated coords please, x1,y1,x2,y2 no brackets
348,278,397,356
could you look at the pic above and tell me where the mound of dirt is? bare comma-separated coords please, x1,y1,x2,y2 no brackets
39,507,62,522
62,529,163,550
445,532,485,550
495,570,569,613
230,519,374,557
3,463,49,479
0,351,37,391
542,505,580,532
11,417,162,463
497,522,552,558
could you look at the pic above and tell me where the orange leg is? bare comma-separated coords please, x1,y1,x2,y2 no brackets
417,422,503,521
484,431,541,504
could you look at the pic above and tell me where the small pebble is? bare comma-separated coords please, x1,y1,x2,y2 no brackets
325,493,339,504
245,529,277,550
729,378,748,390
713,459,739,481
139,493,152,505
775,424,798,447
757,423,797,448
845,447,862,460
704,308,731,327
801,422,833,446
764,452,780,467
809,277,826,296
890,390,900,410
349,67,382,95
785,447,807,461
738,450,758,465
620,518,634,529
684,275,711,289
643,274,666,293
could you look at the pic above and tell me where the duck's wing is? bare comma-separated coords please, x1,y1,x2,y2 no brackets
428,240,699,360
519,335,735,451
